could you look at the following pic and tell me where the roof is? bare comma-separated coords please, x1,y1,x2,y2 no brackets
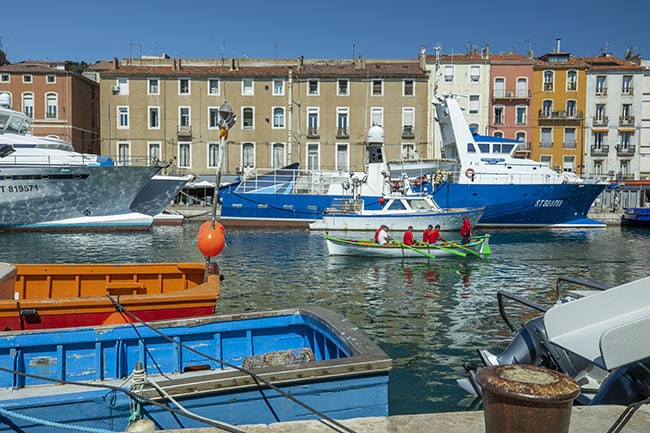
581,54,643,71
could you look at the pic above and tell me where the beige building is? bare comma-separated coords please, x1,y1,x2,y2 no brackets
95,56,429,177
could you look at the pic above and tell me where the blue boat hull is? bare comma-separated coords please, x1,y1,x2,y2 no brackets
220,182,607,228
621,207,650,227
0,308,391,431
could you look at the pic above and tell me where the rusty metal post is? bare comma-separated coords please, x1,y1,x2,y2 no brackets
477,364,580,433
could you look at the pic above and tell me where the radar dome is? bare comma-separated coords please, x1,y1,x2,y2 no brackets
367,125,384,144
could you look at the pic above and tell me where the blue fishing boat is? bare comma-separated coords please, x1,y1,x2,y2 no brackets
0,307,391,431
621,207,650,227
219,96,608,229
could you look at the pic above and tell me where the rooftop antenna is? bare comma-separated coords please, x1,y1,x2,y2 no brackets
274,43,279,63
129,42,142,59
603,40,610,53
219,41,226,66
433,44,441,99
352,43,357,62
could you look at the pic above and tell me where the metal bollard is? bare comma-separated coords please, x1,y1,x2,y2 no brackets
477,364,580,433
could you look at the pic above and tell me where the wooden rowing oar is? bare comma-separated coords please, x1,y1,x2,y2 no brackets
448,237,488,257
397,242,436,260
425,243,466,258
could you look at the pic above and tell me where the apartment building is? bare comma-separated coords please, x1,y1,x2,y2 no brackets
531,42,588,174
95,56,429,177
0,58,100,153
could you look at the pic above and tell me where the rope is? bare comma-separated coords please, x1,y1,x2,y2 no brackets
0,407,117,433
108,297,359,433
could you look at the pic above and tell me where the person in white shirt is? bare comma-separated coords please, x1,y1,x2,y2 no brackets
377,224,392,245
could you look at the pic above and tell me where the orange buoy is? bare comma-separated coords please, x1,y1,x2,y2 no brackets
197,221,226,257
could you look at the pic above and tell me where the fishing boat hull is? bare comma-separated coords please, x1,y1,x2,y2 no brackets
621,207,650,227
0,307,391,431
0,165,161,231
0,262,220,331
325,234,491,258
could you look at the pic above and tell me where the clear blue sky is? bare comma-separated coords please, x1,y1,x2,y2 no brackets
3,0,648,64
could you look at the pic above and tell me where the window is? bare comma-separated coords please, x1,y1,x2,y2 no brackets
22,74,32,83
370,107,383,127
444,65,454,82
542,100,553,117
209,108,220,128
540,155,552,168
179,78,190,94
148,79,159,95
516,78,528,98
594,132,605,149
541,127,553,147
22,93,34,118
469,65,480,82
372,79,383,96
208,143,219,167
117,78,129,95
336,144,349,171
272,79,284,95
148,107,160,129
148,142,161,164
563,155,575,173
46,93,58,119
272,143,285,169
337,108,349,136
516,132,526,147
117,106,129,128
593,161,603,175
307,108,319,136
468,95,479,114
179,107,190,127
242,78,254,95
0,74,9,82
403,79,414,96
178,142,191,168
494,78,505,98
564,128,576,148
337,79,349,96
493,106,504,125
272,107,285,128
402,107,414,136
619,132,632,148
622,75,632,94
307,144,319,170
242,142,255,167
208,78,219,95
567,70,577,91
516,106,526,125
308,79,319,96
566,100,577,117
543,70,554,91
595,76,606,95
117,142,131,166
46,74,56,84
595,104,606,122
401,143,416,159
242,107,254,129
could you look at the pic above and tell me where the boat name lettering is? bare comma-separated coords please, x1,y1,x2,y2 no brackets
534,199,563,208
0,184,39,193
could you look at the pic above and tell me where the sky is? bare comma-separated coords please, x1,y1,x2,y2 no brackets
2,0,649,64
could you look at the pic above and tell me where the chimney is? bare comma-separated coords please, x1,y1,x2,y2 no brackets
482,45,490,60
113,57,119,69
555,38,561,53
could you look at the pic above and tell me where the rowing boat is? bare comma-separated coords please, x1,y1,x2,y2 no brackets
325,233,491,259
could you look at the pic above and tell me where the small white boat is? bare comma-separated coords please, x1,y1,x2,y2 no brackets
325,233,491,259
310,195,485,231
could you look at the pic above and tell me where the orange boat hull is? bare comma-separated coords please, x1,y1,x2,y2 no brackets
0,262,220,331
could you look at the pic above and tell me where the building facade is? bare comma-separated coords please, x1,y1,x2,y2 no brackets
0,59,100,153
95,56,429,178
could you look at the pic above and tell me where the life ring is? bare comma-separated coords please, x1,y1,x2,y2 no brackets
465,168,475,179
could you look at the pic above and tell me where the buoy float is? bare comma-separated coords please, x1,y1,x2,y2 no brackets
197,221,226,257
465,168,475,179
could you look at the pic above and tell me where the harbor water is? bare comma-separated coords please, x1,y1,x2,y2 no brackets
0,223,648,416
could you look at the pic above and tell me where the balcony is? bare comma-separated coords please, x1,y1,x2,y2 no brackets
401,125,415,138
177,125,192,137
543,82,554,91
621,87,634,96
563,140,577,149
492,89,530,101
538,110,584,123
619,116,635,126
595,87,607,96
590,144,609,156
540,140,553,149
616,144,636,155
592,116,609,127
307,127,320,138
336,127,349,138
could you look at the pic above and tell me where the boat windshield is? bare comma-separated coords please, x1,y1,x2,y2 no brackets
407,199,434,210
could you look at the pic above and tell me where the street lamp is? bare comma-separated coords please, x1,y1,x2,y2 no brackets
211,102,236,222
